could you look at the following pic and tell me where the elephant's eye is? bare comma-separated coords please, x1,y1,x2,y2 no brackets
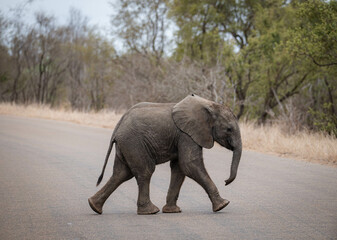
226,127,232,133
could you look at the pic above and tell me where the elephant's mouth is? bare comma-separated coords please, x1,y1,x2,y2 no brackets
222,137,234,151
227,140,234,151
213,129,234,151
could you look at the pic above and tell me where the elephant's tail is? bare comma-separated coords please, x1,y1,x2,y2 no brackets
96,113,126,186
96,135,115,186
96,134,115,186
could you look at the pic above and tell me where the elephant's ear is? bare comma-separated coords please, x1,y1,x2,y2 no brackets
172,94,216,149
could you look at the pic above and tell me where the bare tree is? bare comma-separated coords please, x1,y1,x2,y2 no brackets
64,8,89,109
21,13,67,104
111,0,170,62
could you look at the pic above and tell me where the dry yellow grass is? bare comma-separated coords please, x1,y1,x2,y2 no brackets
1,102,336,166
0,102,121,129
241,122,337,166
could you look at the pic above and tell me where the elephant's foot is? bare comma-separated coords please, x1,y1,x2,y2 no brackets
88,198,103,215
212,199,230,212
162,204,182,213
137,201,160,215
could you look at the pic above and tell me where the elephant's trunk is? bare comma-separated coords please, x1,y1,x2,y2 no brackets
225,143,242,186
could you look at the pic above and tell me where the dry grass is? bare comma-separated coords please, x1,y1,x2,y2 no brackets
1,102,336,166
0,102,121,129
241,122,337,166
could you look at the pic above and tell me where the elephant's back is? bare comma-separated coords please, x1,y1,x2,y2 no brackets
131,102,176,110
114,103,179,163
116,102,178,139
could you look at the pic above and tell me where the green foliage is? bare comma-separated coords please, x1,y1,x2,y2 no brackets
284,0,337,135
0,72,9,91
243,1,314,122
287,0,337,67
168,0,220,64
309,103,337,137
168,0,265,64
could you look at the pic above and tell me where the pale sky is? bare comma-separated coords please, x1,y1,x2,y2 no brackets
0,0,176,54
0,0,114,31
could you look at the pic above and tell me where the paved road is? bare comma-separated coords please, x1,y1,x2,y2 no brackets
0,115,336,240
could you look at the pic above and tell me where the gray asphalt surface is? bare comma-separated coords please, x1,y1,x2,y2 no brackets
0,115,336,240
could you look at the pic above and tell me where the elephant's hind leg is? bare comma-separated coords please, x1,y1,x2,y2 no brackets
121,143,160,215
163,160,185,213
134,172,160,215
88,155,133,214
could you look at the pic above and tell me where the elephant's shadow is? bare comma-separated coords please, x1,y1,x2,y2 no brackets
85,209,230,217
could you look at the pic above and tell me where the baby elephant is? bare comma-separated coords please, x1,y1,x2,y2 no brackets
88,94,242,215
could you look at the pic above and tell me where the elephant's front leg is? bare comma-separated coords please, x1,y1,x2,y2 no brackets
183,161,229,212
178,138,230,212
162,160,185,213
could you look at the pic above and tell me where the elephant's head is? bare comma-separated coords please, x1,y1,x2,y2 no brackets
172,94,242,186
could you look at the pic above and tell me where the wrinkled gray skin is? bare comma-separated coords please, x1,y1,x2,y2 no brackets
88,94,242,215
